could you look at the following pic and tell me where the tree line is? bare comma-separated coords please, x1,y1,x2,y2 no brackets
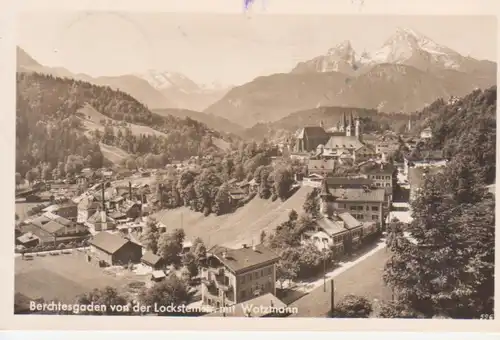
149,141,297,217
380,86,496,319
16,72,231,178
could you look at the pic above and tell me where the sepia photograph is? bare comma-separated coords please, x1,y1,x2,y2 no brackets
12,7,496,323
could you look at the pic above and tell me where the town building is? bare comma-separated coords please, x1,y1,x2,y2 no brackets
357,161,395,201
141,251,164,270
16,232,40,248
307,159,336,177
201,244,280,309
294,127,330,153
88,232,143,266
40,212,88,237
86,210,116,234
301,180,378,255
318,178,386,224
325,177,374,189
375,141,399,161
42,202,78,221
77,196,101,223
403,149,447,175
420,127,433,140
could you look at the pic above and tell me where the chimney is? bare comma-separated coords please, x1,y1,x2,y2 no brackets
101,182,106,212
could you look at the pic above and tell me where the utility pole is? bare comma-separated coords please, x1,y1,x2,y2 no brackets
323,256,326,292
222,291,226,317
330,279,335,316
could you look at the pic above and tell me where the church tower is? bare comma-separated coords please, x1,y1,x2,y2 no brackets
355,117,362,141
346,118,352,136
319,179,334,218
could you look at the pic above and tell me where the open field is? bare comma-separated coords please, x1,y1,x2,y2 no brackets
78,104,168,138
289,247,392,317
78,104,230,158
99,143,131,164
15,251,149,303
153,186,313,248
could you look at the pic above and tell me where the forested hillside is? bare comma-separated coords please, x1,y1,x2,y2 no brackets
16,72,228,176
417,86,496,184
243,106,410,141
383,86,496,319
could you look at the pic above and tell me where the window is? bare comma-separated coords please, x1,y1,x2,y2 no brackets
376,183,380,186
350,206,356,211
241,276,245,284
267,267,272,275
372,206,379,211
386,183,390,187
254,272,258,279
261,269,264,277
248,274,252,281
372,215,378,220
241,290,246,299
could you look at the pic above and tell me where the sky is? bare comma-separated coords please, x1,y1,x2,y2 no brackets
17,12,497,86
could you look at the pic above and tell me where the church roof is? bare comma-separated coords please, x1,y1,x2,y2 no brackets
324,136,364,150
296,126,328,139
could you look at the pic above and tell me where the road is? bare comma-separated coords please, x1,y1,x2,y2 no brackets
289,246,392,317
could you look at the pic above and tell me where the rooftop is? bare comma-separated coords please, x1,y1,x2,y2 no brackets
90,232,134,254
39,220,66,234
338,212,362,229
308,159,336,170
17,232,40,243
329,187,386,203
405,149,445,162
207,244,280,274
324,136,364,150
296,126,328,139
141,251,162,266
325,177,374,188
316,217,347,236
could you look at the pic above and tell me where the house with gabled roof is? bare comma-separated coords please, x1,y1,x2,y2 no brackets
403,149,447,175
86,210,116,234
302,180,379,255
141,251,164,270
88,231,143,266
77,196,101,223
201,244,280,309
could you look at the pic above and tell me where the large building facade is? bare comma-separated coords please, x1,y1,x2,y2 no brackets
201,244,280,309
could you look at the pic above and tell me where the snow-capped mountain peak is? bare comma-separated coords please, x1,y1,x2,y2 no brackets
365,27,463,70
291,39,359,74
327,40,354,56
139,70,201,93
291,27,476,75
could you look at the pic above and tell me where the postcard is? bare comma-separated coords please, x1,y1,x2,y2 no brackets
1,0,498,332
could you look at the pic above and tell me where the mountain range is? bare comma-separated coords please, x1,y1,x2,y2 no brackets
16,47,230,111
205,27,496,128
